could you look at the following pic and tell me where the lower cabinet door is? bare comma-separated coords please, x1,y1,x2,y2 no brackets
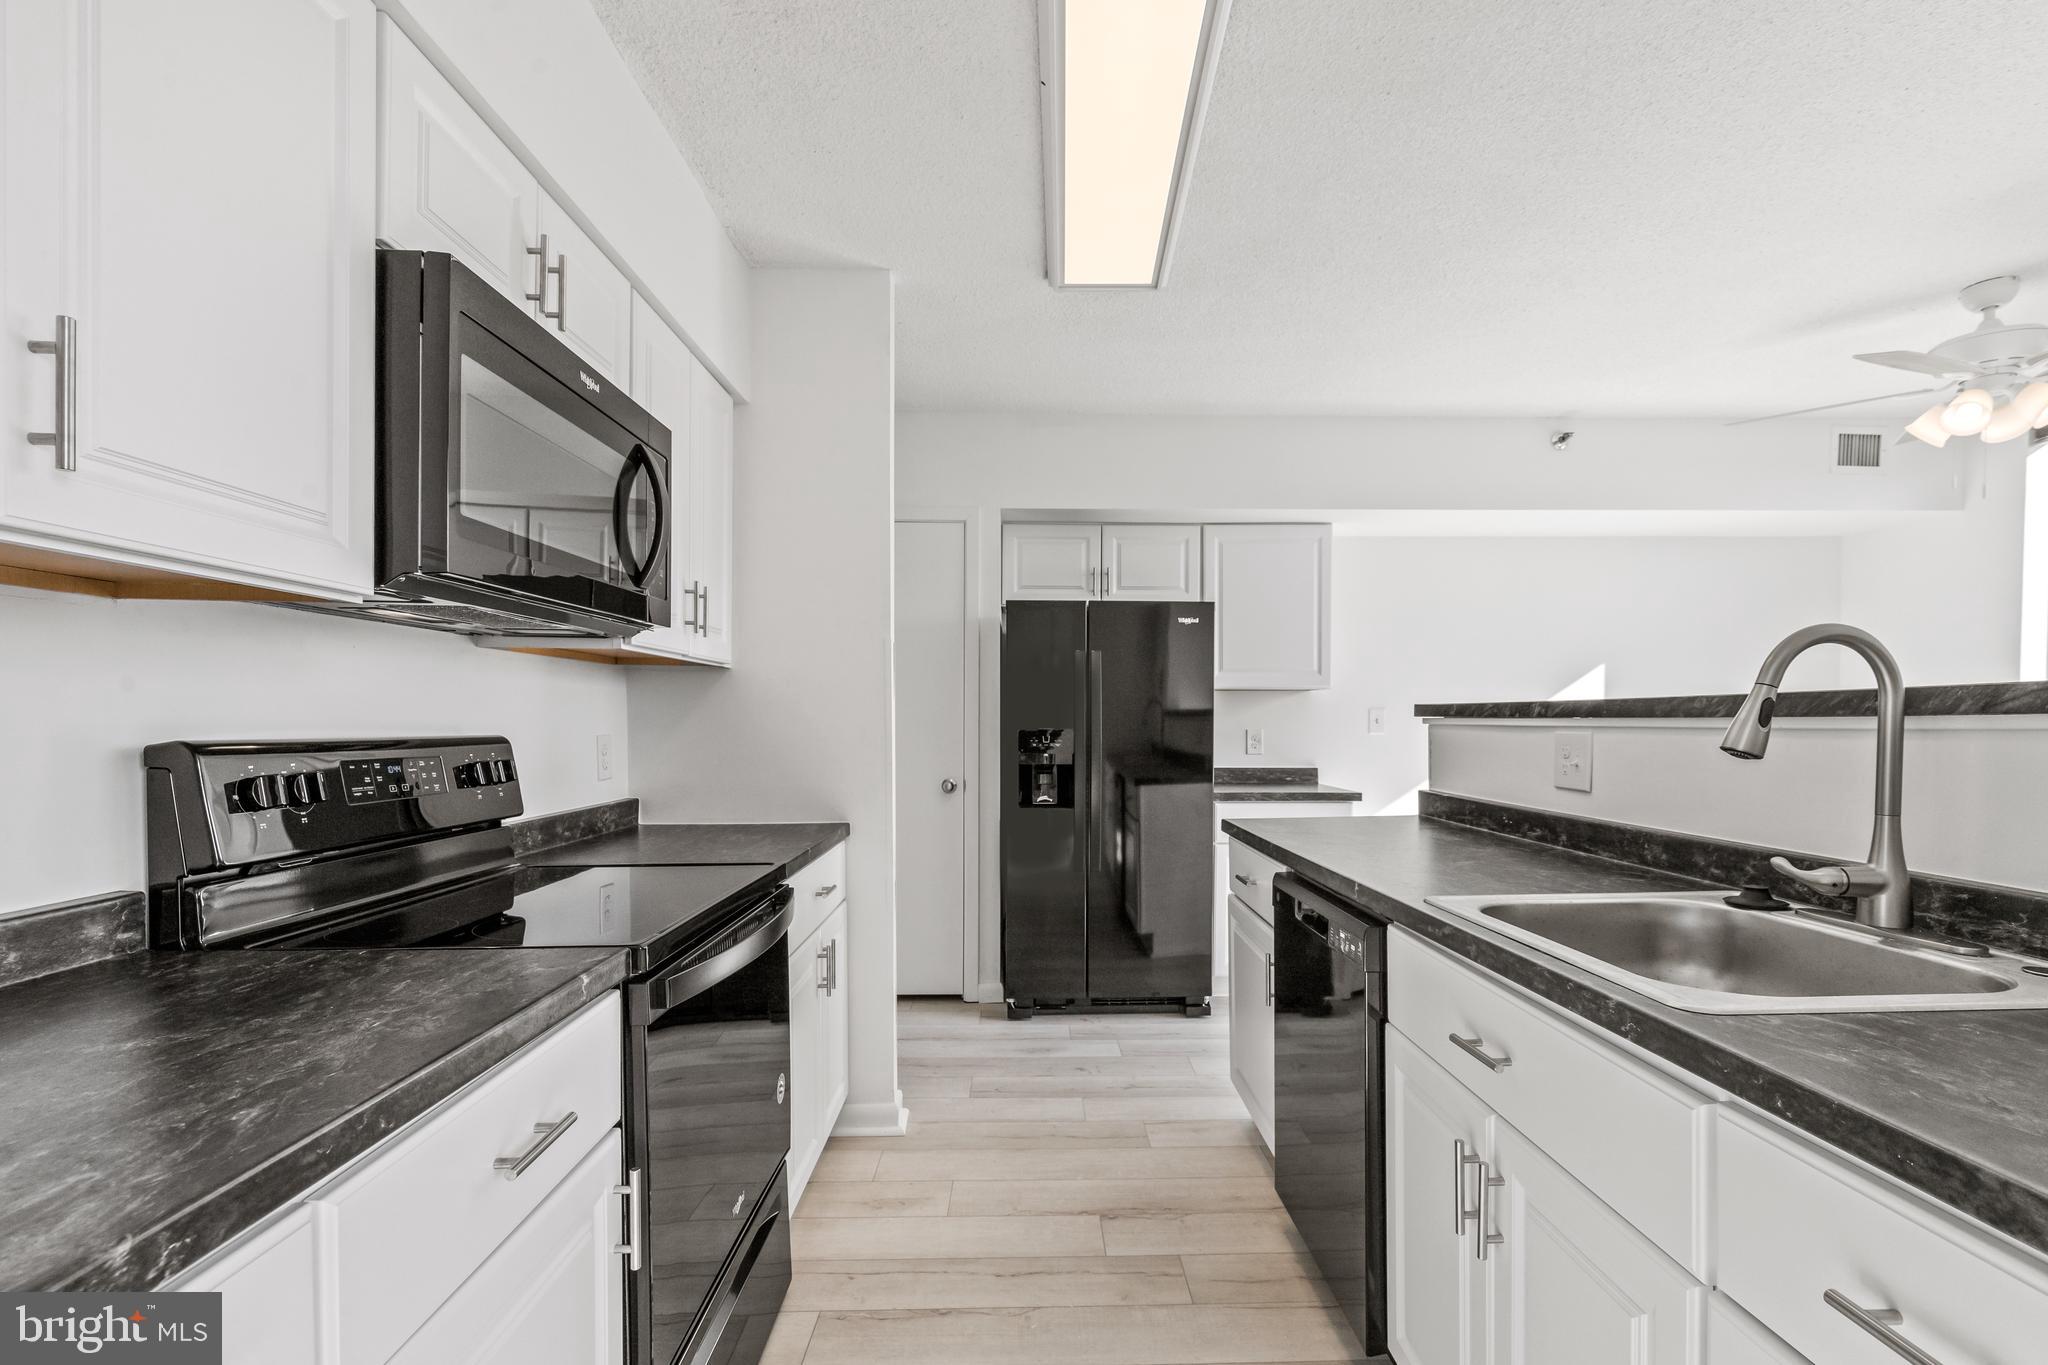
1708,1292,1811,1365
389,1129,624,1365
1484,1116,1704,1364
1226,897,1275,1151
1386,1028,1490,1365
787,928,824,1208
167,1205,319,1365
818,900,851,1136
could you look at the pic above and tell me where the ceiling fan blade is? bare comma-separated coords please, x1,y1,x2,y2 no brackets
1853,350,1985,379
1723,386,1950,428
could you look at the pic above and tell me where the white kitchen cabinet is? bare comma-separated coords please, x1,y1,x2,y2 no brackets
1202,524,1332,689
1102,524,1201,599
536,193,634,389
1214,809,1353,1007
618,295,704,663
683,355,736,664
788,896,849,1209
375,17,541,309
166,1206,320,1365
1003,523,1102,599
1708,1294,1810,1365
389,1130,624,1365
1225,896,1275,1152
1,0,376,599
1485,1115,1704,1365
1386,1029,1490,1365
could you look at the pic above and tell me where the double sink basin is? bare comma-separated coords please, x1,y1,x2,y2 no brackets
1425,890,2048,1014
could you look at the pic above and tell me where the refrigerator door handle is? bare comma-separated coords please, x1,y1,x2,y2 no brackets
1087,647,1105,884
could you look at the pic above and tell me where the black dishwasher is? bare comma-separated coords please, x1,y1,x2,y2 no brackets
1272,873,1387,1357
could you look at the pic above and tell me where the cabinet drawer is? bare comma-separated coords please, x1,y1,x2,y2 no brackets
1225,840,1286,924
316,994,622,1365
1717,1105,2048,1365
1388,928,1711,1275
788,842,847,952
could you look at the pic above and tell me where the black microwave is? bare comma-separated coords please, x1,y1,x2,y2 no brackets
345,249,670,638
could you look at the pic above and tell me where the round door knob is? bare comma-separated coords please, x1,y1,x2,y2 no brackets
940,778,959,794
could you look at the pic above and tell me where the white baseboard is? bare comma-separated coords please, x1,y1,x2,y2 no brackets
833,1093,910,1137
976,980,1005,1005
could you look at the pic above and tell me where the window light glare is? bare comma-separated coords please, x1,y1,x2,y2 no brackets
1059,0,1209,286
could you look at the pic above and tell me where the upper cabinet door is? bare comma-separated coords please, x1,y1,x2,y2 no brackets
685,353,735,664
1003,524,1101,600
375,17,541,310
536,194,633,390
625,293,697,660
1103,524,1201,600
1202,524,1332,689
0,0,376,598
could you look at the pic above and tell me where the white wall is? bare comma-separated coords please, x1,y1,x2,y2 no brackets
0,587,629,916
1225,536,1849,814
1430,716,2048,894
1838,443,2029,684
629,268,904,1134
383,0,752,394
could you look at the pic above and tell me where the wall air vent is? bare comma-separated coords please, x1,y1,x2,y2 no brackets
1834,431,1883,473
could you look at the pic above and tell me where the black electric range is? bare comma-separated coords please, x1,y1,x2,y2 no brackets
144,737,793,1365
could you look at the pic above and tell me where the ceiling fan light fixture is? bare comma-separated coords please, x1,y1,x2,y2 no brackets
1904,404,1953,448
2014,380,2048,427
1981,401,2035,443
1941,388,1995,435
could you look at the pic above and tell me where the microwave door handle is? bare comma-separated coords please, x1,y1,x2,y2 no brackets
637,450,668,588
611,445,663,589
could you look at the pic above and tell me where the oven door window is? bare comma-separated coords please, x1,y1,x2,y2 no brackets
447,320,668,621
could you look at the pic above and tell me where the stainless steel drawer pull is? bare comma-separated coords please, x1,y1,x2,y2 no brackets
611,1166,643,1270
1452,1138,1482,1234
1450,1033,1512,1072
26,315,78,471
814,883,839,898
493,1111,578,1179
1474,1160,1504,1261
1823,1290,1946,1365
1232,873,1253,886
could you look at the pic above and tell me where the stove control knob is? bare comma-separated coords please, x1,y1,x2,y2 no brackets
454,760,493,789
284,771,328,808
236,774,284,811
489,758,515,785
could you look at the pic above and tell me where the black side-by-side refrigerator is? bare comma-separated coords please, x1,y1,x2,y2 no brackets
1001,599,1215,1016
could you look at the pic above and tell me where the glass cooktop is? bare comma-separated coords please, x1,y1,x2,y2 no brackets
270,861,778,973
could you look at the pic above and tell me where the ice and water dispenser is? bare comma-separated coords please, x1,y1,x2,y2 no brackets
1016,729,1075,808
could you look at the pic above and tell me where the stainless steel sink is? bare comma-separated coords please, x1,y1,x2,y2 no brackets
1424,891,2048,1014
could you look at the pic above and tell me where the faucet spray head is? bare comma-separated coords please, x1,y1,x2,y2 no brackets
1720,684,1778,759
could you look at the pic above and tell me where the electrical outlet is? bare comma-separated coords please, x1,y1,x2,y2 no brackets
1367,707,1386,735
1554,730,1593,792
596,733,614,782
1245,729,1264,756
599,882,618,934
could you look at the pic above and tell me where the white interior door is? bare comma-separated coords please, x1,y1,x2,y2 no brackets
894,519,971,996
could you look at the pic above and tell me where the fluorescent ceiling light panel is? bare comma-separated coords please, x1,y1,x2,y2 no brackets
1043,0,1228,288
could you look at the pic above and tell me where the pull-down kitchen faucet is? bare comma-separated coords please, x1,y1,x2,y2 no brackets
1719,623,1912,931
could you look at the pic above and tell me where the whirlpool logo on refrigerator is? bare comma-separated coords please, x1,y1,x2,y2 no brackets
4,1294,222,1361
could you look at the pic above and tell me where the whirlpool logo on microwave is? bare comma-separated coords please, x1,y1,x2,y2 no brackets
3,1294,221,1361
1177,616,1202,625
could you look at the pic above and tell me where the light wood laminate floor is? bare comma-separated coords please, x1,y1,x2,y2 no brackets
760,998,1376,1365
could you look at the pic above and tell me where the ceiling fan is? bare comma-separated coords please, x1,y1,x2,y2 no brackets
1731,275,2048,446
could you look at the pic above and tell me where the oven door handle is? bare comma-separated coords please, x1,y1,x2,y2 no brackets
641,886,794,1015
611,443,667,590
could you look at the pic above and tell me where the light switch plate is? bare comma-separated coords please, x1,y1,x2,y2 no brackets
1367,707,1386,735
1554,730,1593,792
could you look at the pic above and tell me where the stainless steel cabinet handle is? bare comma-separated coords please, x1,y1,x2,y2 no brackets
695,583,709,636
683,581,700,631
941,778,960,794
1474,1160,1504,1260
817,942,832,993
1823,1290,1945,1365
814,883,838,898
525,233,550,307
1263,952,1275,1006
493,1111,578,1179
26,315,78,471
553,250,568,330
1450,1033,1512,1072
1232,873,1253,886
611,1166,643,1270
1453,1139,1482,1234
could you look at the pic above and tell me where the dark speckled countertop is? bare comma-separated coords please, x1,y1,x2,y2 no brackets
1222,813,2048,1257
0,947,626,1291
1213,766,1362,803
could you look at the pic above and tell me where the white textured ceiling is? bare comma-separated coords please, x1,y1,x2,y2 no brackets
593,0,2048,417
